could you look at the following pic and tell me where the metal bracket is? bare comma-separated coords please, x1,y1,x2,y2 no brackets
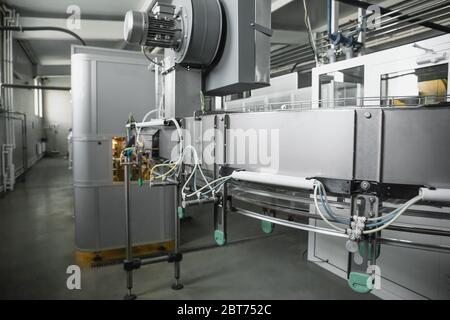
250,23,273,37
123,258,142,272
168,253,183,263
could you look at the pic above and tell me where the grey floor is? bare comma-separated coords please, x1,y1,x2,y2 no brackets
0,158,376,300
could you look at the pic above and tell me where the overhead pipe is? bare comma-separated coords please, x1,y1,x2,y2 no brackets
0,83,71,91
334,0,450,34
327,0,339,63
0,111,27,181
0,26,87,46
1,4,17,193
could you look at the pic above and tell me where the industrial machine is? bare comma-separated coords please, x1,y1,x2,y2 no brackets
118,0,450,300
71,46,174,257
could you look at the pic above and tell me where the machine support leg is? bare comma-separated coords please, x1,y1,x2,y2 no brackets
347,193,381,294
172,184,184,290
214,183,228,246
123,161,137,300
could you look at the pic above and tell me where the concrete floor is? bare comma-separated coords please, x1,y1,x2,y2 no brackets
0,158,376,300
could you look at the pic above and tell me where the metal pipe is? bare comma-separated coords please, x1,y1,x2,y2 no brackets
370,0,450,29
379,237,450,253
0,83,71,91
328,0,340,63
0,26,86,46
123,127,135,300
368,4,450,35
172,183,183,290
0,111,27,180
357,4,366,55
334,0,450,33
182,197,216,209
149,180,178,187
234,194,450,237
232,207,348,238
368,12,450,40
141,255,170,266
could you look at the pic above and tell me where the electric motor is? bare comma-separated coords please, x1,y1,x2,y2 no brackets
123,0,223,68
124,5,182,49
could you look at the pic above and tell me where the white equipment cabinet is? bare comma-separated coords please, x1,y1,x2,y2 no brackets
71,47,174,252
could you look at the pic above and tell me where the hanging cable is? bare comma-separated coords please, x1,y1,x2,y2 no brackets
303,0,319,64
0,26,86,46
363,194,423,234
313,181,347,233
317,182,350,224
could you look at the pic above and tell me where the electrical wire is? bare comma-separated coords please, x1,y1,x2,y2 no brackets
302,0,319,65
317,182,350,224
184,176,232,199
135,109,161,147
313,181,347,233
363,194,423,234
181,146,214,199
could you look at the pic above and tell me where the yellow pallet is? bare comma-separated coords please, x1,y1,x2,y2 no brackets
75,241,175,267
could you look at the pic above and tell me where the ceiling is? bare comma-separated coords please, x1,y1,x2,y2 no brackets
5,0,147,20
4,0,394,73
6,0,319,69
5,0,154,69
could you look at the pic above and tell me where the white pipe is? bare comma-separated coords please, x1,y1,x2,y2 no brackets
420,188,450,203
231,171,315,191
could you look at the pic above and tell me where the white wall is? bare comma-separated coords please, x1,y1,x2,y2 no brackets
42,77,72,156
12,40,45,173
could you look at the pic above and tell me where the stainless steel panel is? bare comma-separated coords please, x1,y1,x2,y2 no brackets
74,185,175,251
96,60,155,136
254,0,271,85
184,115,217,171
354,109,382,181
72,48,173,252
158,127,179,161
72,138,112,187
382,108,450,188
226,110,356,179
165,68,202,118
205,0,271,95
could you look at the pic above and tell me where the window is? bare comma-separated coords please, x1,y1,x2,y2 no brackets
380,64,448,107
34,77,43,118
319,66,365,108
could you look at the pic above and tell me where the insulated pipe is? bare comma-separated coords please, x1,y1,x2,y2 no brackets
420,188,450,203
231,171,315,191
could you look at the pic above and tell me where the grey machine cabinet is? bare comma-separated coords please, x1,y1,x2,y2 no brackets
71,46,174,252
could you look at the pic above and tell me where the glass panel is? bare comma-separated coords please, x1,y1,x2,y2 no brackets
319,66,365,108
380,64,448,107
